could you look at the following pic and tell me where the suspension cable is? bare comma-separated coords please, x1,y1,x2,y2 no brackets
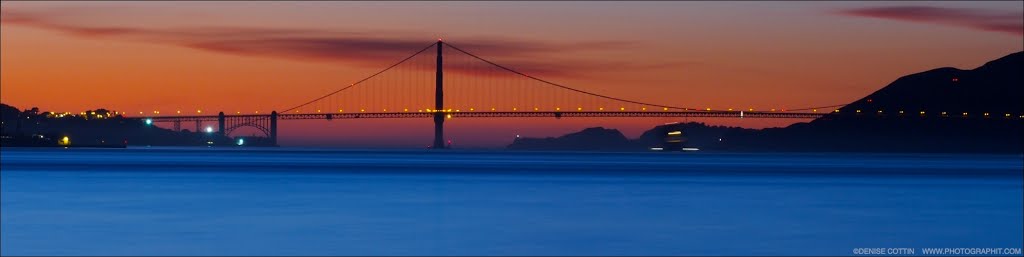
445,41,846,113
281,42,437,113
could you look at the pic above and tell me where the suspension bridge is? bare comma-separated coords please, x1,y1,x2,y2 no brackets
146,40,843,148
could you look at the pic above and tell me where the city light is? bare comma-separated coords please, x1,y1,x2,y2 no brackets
237,138,244,146
205,126,214,133
667,131,682,135
145,118,153,125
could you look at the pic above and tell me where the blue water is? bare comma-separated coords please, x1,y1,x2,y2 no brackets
1,148,1022,256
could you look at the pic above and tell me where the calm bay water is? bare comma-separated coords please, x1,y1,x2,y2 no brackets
1,148,1022,256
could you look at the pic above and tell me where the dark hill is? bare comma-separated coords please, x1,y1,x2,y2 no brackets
508,127,632,151
837,51,1022,116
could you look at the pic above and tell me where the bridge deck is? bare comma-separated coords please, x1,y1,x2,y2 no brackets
147,111,826,122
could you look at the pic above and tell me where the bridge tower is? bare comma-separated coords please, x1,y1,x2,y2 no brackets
432,40,446,149
217,112,226,136
270,111,278,146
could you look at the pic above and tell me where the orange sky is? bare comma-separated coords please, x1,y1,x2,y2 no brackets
1,1,1021,147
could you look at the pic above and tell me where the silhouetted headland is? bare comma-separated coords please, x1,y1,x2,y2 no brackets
510,51,1023,153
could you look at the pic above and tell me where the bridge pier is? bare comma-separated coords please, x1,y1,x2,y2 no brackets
218,112,225,136
270,111,278,146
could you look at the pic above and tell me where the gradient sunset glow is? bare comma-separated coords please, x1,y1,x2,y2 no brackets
2,1,1021,147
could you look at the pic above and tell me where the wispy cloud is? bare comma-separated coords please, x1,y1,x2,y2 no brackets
835,6,1023,36
0,8,688,78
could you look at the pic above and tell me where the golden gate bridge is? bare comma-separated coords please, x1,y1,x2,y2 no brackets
146,40,846,148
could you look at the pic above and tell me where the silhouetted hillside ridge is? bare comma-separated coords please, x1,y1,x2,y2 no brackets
835,51,1022,117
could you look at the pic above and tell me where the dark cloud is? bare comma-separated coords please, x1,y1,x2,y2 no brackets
836,6,1023,36
1,8,686,78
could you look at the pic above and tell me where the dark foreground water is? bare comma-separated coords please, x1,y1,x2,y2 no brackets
1,148,1022,256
